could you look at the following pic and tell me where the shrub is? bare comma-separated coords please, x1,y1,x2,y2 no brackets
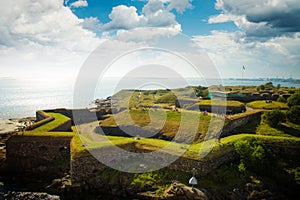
287,105,300,124
155,92,177,103
262,110,286,127
234,138,267,173
194,85,209,98
277,96,286,103
287,92,300,107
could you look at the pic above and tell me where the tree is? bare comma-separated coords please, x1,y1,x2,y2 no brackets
287,92,300,107
265,82,274,90
287,105,300,124
262,110,286,127
194,86,208,98
276,84,281,90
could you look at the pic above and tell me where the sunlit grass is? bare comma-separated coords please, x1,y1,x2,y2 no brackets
30,112,70,132
247,100,288,110
199,100,245,107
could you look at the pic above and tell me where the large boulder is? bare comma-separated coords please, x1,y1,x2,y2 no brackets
163,182,208,200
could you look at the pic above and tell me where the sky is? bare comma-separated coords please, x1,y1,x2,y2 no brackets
0,0,300,80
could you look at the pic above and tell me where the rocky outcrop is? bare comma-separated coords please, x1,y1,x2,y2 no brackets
3,192,60,200
163,183,208,200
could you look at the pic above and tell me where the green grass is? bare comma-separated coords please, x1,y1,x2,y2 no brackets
31,112,70,132
199,100,245,107
226,109,263,120
99,109,223,143
113,88,198,109
247,100,288,110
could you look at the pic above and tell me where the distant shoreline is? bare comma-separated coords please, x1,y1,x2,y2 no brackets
1,78,299,120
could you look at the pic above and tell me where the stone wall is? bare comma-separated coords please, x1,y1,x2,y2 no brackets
167,150,238,175
26,111,54,131
70,144,237,185
227,95,278,103
5,135,72,179
71,153,107,184
26,110,73,132
50,119,72,132
187,104,246,114
44,108,106,125
220,111,263,138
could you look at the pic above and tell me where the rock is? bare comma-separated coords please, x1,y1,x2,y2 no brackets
164,183,208,200
4,192,60,200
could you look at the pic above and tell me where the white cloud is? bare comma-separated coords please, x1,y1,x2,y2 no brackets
211,0,300,40
102,0,192,34
103,5,145,30
167,0,193,14
0,0,101,79
80,17,102,32
208,13,236,24
70,0,88,8
115,25,181,42
0,0,100,51
193,31,300,78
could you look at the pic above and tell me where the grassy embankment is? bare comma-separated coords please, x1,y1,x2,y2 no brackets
247,100,288,110
72,107,300,162
198,99,245,107
21,111,73,137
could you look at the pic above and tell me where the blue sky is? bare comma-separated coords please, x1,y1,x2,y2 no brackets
66,0,238,36
0,0,299,80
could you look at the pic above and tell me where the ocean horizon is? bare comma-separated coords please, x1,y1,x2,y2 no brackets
0,77,299,119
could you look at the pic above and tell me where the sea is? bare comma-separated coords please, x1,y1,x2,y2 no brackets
0,77,299,119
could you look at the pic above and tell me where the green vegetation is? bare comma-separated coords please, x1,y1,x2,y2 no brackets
155,92,177,104
99,109,223,143
234,138,268,173
287,92,300,107
31,112,70,132
113,87,197,109
247,100,288,110
256,82,275,91
287,105,300,124
19,84,300,199
262,110,286,128
194,85,209,98
199,100,244,107
277,96,287,102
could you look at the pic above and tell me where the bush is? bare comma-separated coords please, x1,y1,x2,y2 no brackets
287,92,300,107
155,92,177,103
234,138,267,173
262,110,286,127
287,105,300,124
277,96,286,103
194,85,208,98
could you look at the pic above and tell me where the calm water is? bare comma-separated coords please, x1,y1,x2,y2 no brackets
0,77,298,119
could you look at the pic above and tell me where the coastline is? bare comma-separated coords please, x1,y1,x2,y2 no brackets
0,117,35,135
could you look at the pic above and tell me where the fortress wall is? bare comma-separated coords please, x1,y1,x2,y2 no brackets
227,95,278,103
70,140,300,188
5,135,72,179
167,150,238,175
71,153,107,184
44,108,106,125
25,111,54,131
187,105,246,114
221,111,263,138
50,119,72,132
70,144,237,185
176,99,199,108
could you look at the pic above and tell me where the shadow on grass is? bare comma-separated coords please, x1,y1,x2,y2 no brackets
279,123,300,137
